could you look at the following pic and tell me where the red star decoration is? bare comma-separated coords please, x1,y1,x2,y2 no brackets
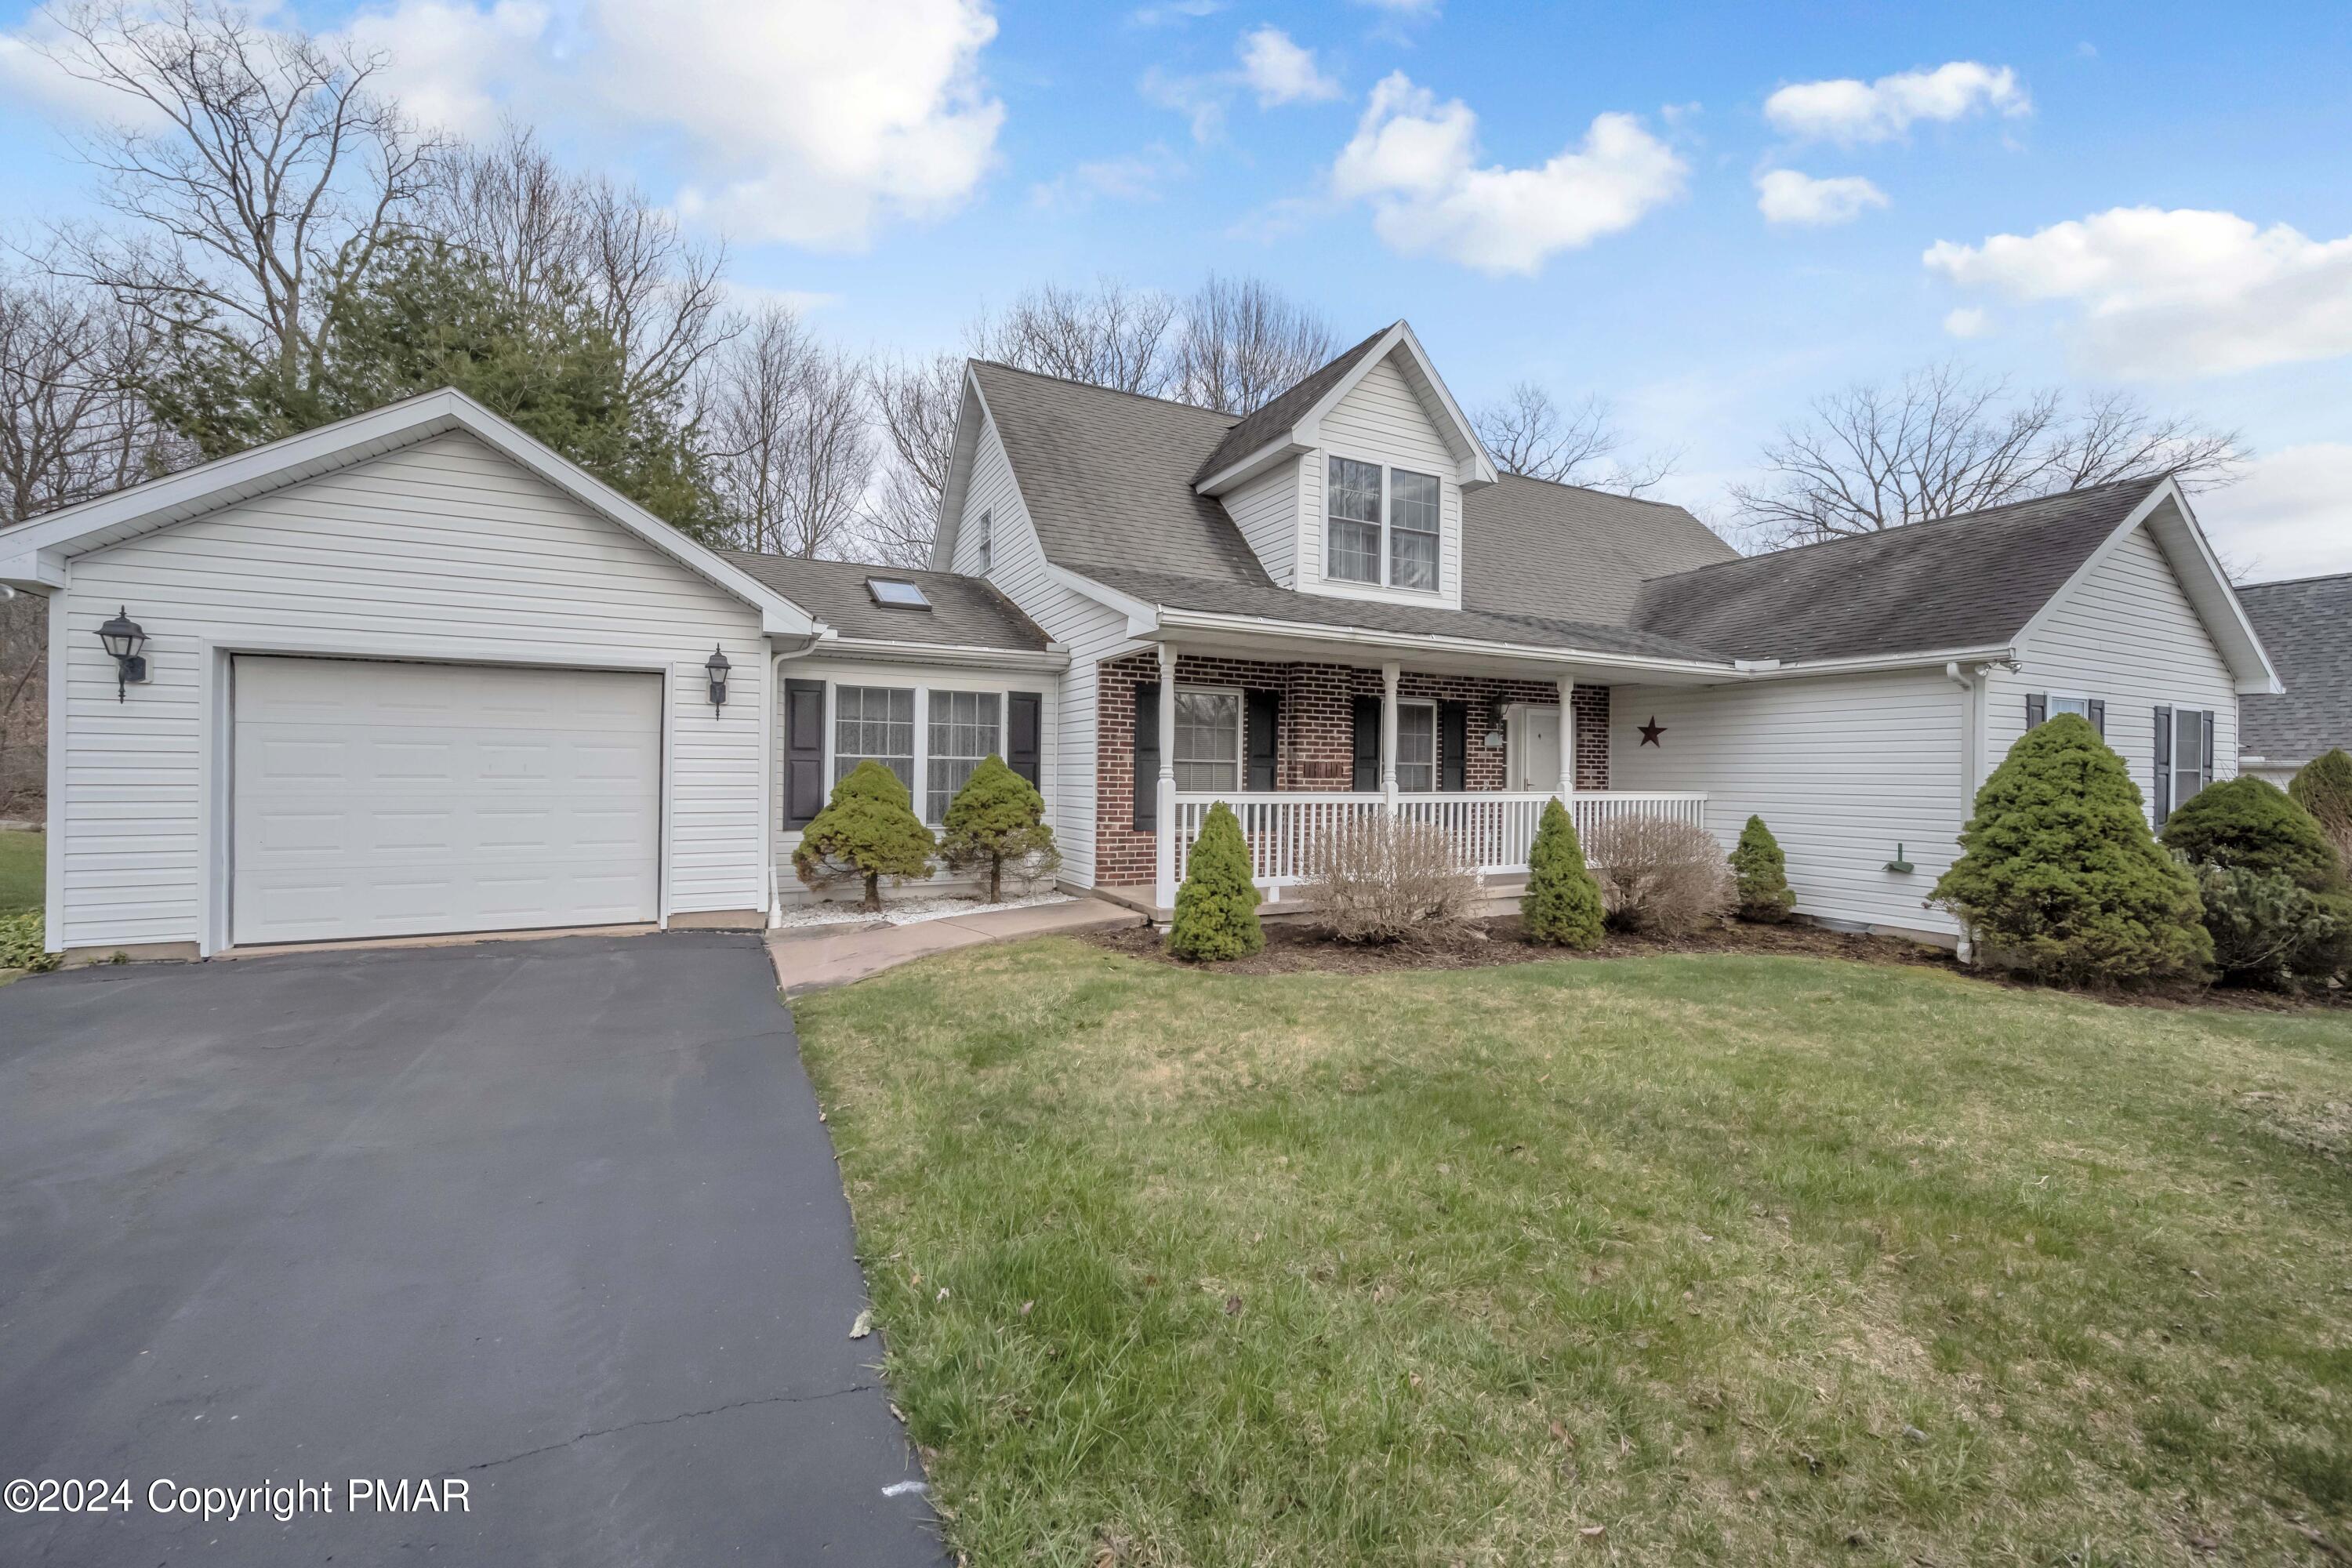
1638,717,1667,746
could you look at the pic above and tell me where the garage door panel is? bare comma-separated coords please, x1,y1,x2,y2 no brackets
234,658,662,945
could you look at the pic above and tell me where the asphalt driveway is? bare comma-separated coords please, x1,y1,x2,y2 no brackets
0,933,945,1566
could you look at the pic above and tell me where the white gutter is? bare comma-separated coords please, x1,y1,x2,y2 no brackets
809,637,1070,671
1149,604,1741,681
1751,644,2019,681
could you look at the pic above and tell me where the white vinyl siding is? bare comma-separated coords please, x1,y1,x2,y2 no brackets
1222,459,1301,589
946,403,1127,886
54,430,767,950
1610,669,1969,939
1304,354,1465,609
1985,523,2239,822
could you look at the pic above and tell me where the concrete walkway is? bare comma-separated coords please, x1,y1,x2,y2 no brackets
770,896,1140,995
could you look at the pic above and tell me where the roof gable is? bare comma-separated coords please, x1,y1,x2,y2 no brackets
0,389,818,636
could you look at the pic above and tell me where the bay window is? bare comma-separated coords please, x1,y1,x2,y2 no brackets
1325,455,1442,593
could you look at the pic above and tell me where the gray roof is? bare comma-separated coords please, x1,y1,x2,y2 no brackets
717,550,1050,651
1079,564,1726,662
1465,474,1739,624
1630,477,2159,662
1189,325,1392,484
2238,572,2352,763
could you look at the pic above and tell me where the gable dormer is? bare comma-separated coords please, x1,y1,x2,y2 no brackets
1193,321,1497,610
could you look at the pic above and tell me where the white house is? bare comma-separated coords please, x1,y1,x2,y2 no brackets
2,323,2281,961
2235,572,2351,786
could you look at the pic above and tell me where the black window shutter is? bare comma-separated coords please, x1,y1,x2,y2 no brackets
2201,710,2216,779
1351,695,1382,792
2025,693,2046,729
1133,681,1160,830
783,679,827,829
1439,700,1468,791
2088,699,2106,737
1007,691,1043,786
2152,704,2172,821
1246,690,1279,792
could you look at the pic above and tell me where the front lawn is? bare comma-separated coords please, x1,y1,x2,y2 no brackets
0,829,41,914
795,939,2352,1566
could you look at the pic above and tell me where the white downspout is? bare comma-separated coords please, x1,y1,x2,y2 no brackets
1153,642,1179,916
1944,660,1979,965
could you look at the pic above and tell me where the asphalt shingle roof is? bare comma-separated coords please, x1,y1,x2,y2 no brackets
1188,325,1393,484
1628,477,2161,662
1465,474,1739,625
2238,572,2352,763
717,550,1051,651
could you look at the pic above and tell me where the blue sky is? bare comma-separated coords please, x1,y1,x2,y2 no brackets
3,1,2347,577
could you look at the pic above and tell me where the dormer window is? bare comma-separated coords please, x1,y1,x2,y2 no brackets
1326,456,1441,593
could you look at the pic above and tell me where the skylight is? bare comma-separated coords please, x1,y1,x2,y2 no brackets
866,578,931,608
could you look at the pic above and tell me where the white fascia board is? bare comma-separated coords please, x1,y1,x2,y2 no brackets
1294,321,1501,490
1043,562,1163,625
1192,438,1309,497
2013,477,2281,695
932,366,991,570
1149,604,1737,680
1752,644,2019,680
0,387,821,638
0,546,66,590
819,637,1070,672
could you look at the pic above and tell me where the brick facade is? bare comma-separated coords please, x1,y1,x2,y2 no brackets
1094,650,1611,887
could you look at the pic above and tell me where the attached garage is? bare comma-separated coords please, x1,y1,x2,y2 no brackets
230,657,662,945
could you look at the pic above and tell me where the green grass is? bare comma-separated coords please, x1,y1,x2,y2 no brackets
0,829,40,915
795,939,2352,1566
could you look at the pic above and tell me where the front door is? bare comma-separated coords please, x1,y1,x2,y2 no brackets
1515,707,1561,792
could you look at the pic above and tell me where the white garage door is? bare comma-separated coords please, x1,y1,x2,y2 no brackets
232,657,662,945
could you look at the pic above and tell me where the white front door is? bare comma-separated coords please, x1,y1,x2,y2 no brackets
231,656,662,945
1515,707,1561,791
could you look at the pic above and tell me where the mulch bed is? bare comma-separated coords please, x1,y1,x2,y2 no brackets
1082,915,2350,1014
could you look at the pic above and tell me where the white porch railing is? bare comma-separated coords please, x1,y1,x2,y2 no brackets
1170,790,1708,891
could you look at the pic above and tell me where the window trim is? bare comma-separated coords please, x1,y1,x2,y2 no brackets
924,687,1004,824
2046,691,2092,720
976,508,993,573
1171,683,1247,795
803,674,1047,833
2170,703,2211,808
1392,698,1439,793
829,684,917,797
1323,452,1444,596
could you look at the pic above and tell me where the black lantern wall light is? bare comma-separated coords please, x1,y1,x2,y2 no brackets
96,606,147,700
704,645,731,717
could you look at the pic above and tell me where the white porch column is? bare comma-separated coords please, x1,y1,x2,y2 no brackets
1154,642,1179,911
1555,674,1576,801
1379,661,1400,811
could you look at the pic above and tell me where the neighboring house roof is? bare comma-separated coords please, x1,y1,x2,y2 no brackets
1629,478,2158,662
0,388,820,637
717,550,1051,652
1465,474,1740,625
2237,571,2352,764
1189,325,1392,485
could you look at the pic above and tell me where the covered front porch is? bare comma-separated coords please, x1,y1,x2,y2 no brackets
1097,637,1715,912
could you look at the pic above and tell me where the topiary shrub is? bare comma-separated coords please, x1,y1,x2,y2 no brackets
793,760,937,913
1730,815,1797,923
1522,798,1604,949
1932,713,2210,986
938,755,1060,902
1584,815,1735,936
2161,775,2346,890
1167,800,1263,960
2161,773,2350,989
2290,748,2352,868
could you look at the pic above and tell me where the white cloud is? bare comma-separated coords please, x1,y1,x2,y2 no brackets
1140,64,1229,141
1754,169,1886,226
1128,0,1223,23
1030,145,1185,209
1330,73,1686,274
2194,444,2352,583
343,0,550,136
1924,206,2352,378
1942,306,1991,339
1238,26,1337,107
1764,61,2027,145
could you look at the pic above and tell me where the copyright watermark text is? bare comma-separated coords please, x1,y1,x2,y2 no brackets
6,1475,470,1522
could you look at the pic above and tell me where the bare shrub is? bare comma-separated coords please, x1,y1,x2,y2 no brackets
1585,816,1734,935
1304,815,1478,944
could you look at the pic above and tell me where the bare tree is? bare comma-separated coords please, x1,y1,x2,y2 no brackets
861,349,964,568
423,125,732,406
40,0,443,414
706,306,874,558
1170,274,1335,416
0,270,179,816
1475,382,1677,497
978,278,1178,397
1732,362,2246,546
